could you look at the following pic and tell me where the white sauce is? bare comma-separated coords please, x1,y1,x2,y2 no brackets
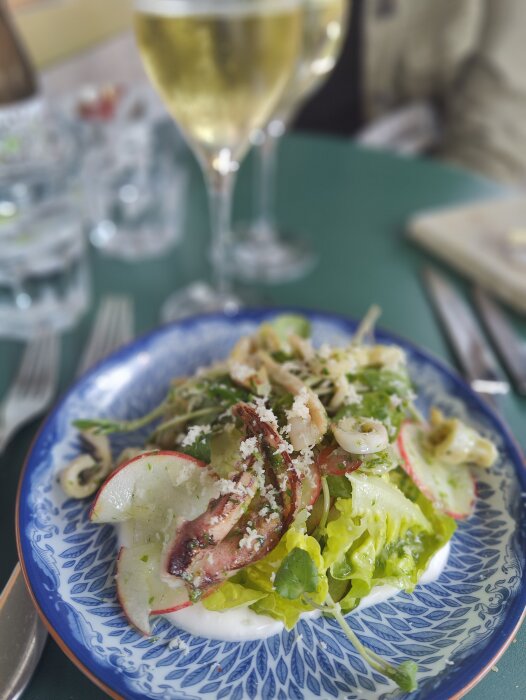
165,603,285,641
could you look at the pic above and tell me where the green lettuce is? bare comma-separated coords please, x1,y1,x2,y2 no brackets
202,581,267,611
324,473,454,610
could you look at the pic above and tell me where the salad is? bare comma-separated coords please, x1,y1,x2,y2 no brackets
61,312,497,691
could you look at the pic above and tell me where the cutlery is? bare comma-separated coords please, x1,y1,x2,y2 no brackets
76,296,134,378
422,268,509,405
0,335,59,454
0,295,134,700
472,286,526,397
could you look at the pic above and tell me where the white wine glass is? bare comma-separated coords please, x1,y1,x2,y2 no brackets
233,0,350,283
134,0,303,320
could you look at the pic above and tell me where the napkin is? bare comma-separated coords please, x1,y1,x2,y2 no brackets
407,195,526,315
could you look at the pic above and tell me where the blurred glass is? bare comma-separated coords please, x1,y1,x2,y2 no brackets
233,0,350,283
0,103,89,339
79,85,188,261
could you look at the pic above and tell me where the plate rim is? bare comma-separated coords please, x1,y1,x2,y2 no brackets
16,307,526,700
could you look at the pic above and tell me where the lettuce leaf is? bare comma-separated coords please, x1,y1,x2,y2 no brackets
324,472,453,610
202,582,267,611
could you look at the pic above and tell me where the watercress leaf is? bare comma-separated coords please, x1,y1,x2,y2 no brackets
392,660,418,692
180,432,211,462
205,379,250,406
326,475,353,499
274,547,318,600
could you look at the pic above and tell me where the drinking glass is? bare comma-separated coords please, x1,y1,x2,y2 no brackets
233,0,350,283
134,0,303,321
81,85,188,261
0,104,89,339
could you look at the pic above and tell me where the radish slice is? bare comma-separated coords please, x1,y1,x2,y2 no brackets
398,421,475,520
90,450,218,525
116,544,191,635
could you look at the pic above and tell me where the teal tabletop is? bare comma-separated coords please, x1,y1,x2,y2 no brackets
0,133,524,699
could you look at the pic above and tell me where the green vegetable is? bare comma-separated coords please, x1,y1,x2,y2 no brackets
180,431,212,463
205,378,251,406
323,594,418,692
326,475,353,499
353,368,412,397
274,548,319,600
323,472,449,608
270,314,311,343
202,582,267,611
74,401,168,435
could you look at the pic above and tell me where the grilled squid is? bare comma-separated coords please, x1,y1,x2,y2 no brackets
60,431,112,499
332,416,389,455
427,408,497,468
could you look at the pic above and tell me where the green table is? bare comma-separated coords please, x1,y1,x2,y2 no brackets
1,134,524,699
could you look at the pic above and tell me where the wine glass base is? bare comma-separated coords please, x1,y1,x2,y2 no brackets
160,282,242,323
231,225,317,283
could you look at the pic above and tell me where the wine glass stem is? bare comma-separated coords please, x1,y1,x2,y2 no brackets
207,169,235,297
253,127,281,241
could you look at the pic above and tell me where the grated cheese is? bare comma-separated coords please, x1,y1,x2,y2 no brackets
240,437,258,459
230,362,255,382
181,424,211,447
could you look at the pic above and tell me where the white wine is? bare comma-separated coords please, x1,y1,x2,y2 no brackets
135,0,302,169
275,0,348,123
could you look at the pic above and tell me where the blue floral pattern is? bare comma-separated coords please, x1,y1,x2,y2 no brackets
18,311,526,700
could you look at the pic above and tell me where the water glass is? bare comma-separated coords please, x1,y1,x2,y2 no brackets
0,103,89,339
81,85,187,261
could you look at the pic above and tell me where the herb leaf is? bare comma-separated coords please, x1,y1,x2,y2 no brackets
326,475,353,499
392,660,418,692
274,548,318,600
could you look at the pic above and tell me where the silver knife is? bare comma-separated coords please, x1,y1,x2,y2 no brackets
422,268,509,400
473,286,526,397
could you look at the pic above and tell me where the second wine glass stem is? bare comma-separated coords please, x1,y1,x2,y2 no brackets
253,127,281,241
207,168,235,298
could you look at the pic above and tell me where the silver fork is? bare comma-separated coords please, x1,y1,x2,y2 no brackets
76,296,134,378
0,295,134,700
0,335,60,455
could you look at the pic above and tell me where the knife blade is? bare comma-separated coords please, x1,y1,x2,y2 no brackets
422,268,509,400
473,286,526,397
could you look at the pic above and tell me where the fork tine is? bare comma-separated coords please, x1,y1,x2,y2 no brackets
14,342,42,398
99,299,125,359
98,298,130,360
76,296,134,377
26,335,59,401
76,299,115,377
0,334,59,454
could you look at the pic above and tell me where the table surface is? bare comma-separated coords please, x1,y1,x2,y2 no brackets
0,133,524,699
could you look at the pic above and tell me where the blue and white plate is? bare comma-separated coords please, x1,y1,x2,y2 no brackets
17,310,526,700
